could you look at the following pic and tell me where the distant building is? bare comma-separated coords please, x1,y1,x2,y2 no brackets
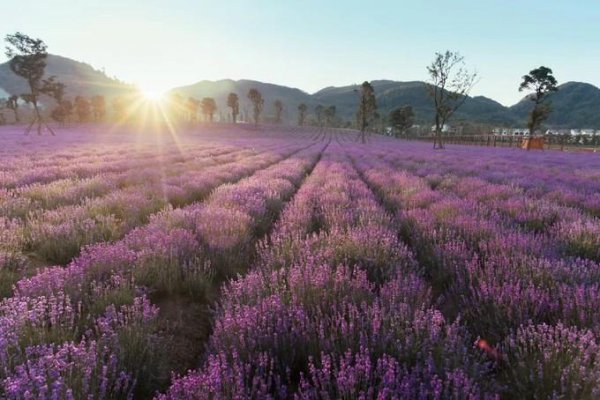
430,124,462,134
492,128,530,136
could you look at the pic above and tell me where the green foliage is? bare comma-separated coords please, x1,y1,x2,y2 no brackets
227,92,239,123
247,88,264,125
273,99,283,123
356,81,377,141
519,66,559,136
389,106,414,137
201,97,217,122
297,103,307,126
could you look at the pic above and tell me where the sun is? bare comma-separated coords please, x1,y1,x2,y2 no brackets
140,88,165,101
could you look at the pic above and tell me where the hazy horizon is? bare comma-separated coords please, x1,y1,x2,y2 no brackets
1,0,599,106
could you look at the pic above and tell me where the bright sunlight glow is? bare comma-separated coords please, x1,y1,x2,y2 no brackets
138,86,166,101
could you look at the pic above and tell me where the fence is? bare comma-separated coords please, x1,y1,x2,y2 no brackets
413,134,600,152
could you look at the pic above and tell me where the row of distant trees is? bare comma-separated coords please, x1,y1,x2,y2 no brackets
0,87,344,128
2,31,559,151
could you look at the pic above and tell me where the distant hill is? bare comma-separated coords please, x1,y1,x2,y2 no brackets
0,54,134,100
1,54,599,128
313,80,518,125
173,79,518,125
510,82,600,129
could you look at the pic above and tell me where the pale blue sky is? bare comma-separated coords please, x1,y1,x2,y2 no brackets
1,0,598,105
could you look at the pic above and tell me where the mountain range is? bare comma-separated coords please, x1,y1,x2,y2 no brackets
1,54,599,129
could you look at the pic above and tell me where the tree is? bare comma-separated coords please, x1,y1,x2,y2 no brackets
42,79,69,126
314,104,324,127
519,66,559,150
227,93,239,123
356,81,377,143
247,88,264,126
0,101,6,125
112,96,126,121
5,95,20,123
5,32,60,135
74,96,91,122
274,100,283,123
297,103,307,126
91,95,106,121
389,106,414,137
324,105,336,127
201,97,217,123
426,51,477,149
167,92,185,123
186,97,200,123
51,99,72,125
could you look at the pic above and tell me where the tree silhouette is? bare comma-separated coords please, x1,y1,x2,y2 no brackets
5,32,61,135
91,95,106,121
74,96,91,122
314,104,324,127
426,51,477,149
297,103,307,126
519,66,559,150
201,97,217,123
43,78,68,126
186,97,200,123
274,100,283,123
227,93,239,123
112,96,126,121
247,88,264,126
51,99,72,125
356,81,377,143
389,106,414,137
5,95,20,123
167,93,186,123
324,105,336,127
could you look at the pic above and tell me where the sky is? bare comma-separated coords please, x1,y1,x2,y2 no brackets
1,0,599,106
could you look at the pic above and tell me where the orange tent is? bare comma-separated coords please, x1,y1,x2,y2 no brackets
522,137,545,150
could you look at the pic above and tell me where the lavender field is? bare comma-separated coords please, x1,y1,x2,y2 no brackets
0,125,599,399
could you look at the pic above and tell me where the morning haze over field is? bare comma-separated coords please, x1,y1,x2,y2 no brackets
0,1,599,399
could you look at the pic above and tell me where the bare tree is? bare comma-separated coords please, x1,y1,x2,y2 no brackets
426,51,477,149
274,100,283,123
227,92,239,123
298,103,307,126
519,66,558,150
247,88,264,126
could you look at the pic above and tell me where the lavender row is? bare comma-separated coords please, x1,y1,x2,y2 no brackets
368,140,600,217
0,142,309,301
159,143,499,399
0,142,325,398
0,141,213,190
347,143,600,398
363,145,600,262
0,145,243,219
